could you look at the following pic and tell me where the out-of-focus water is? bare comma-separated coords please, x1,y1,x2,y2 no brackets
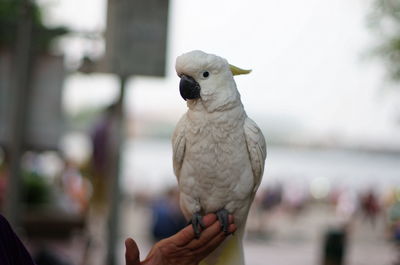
121,138,400,195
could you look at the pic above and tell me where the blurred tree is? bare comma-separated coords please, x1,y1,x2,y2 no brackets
22,170,51,208
0,0,68,53
369,0,400,81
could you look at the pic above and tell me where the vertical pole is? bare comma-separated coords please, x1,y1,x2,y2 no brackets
106,75,127,265
5,0,33,226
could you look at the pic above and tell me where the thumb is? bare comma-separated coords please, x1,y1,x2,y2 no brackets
125,238,140,265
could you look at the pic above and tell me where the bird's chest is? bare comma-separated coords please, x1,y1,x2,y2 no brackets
188,115,242,155
183,114,247,187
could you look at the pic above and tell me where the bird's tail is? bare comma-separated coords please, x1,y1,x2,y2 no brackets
200,227,245,265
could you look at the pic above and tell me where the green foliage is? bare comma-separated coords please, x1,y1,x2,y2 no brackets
0,0,68,52
369,0,400,81
0,1,42,23
22,170,51,207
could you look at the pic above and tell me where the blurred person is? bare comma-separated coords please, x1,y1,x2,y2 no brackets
244,189,267,239
89,103,118,212
394,222,400,243
60,160,92,214
387,201,400,265
151,187,186,242
359,189,381,225
388,199,400,241
321,227,347,265
249,185,284,238
260,184,283,212
284,183,308,216
86,103,119,264
335,189,357,225
0,213,235,265
258,183,283,233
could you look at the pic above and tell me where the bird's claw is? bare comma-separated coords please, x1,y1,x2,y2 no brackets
216,209,230,235
189,212,205,239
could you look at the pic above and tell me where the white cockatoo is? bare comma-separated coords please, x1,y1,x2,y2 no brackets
172,50,266,265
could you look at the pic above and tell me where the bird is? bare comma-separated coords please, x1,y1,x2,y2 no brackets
172,50,266,265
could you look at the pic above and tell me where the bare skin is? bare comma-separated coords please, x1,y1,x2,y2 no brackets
125,213,236,265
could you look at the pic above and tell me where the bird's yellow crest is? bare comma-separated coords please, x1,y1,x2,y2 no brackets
229,64,251,76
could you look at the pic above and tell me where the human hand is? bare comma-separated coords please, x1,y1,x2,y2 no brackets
125,213,236,265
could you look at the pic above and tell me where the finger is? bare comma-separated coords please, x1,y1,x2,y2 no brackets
194,224,237,257
187,214,235,249
203,213,218,227
194,232,226,257
185,218,230,250
228,223,237,234
125,238,140,265
172,214,218,247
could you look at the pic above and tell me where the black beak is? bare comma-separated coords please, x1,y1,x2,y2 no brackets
179,75,201,100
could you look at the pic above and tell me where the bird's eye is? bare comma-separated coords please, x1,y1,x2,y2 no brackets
202,71,209,78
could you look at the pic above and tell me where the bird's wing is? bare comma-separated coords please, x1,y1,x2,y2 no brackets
244,117,267,193
172,114,187,181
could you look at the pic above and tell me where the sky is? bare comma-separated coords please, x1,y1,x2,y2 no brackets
38,0,400,148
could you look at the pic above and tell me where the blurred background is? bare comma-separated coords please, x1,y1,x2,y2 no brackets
1,0,400,264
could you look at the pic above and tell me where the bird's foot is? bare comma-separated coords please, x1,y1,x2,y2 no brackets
216,209,230,235
189,212,205,239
